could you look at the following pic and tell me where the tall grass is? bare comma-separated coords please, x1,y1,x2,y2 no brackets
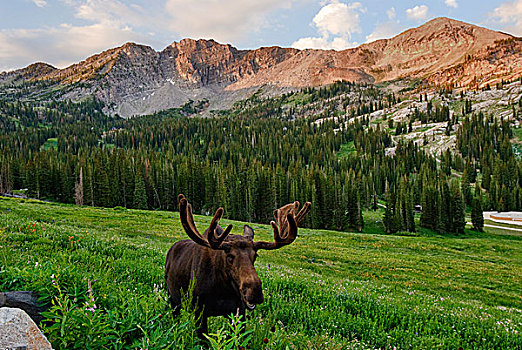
0,197,520,349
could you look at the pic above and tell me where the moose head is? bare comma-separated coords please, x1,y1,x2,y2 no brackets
165,194,311,337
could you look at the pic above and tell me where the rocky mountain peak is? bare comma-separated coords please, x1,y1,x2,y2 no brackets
0,62,56,83
1,17,520,117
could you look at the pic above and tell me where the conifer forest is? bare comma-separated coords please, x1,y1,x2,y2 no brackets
1,80,522,235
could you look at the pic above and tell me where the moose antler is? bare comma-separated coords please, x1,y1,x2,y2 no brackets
178,194,232,249
254,201,311,250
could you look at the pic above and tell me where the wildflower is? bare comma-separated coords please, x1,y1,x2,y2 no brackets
84,279,97,313
35,262,39,268
263,337,269,344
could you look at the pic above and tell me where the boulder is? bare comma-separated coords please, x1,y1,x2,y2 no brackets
0,291,47,324
0,307,52,350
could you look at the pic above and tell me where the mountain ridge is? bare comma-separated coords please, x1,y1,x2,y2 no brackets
1,17,520,117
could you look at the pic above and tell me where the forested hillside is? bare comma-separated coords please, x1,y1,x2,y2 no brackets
1,80,522,234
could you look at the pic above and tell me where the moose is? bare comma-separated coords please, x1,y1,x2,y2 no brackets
165,194,311,338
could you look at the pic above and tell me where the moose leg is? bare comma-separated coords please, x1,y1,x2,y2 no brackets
167,288,181,319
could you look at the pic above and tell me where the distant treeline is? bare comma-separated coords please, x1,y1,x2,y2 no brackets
0,82,521,234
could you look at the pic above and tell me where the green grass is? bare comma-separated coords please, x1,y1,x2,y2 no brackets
483,219,522,234
337,141,356,158
102,142,116,150
512,128,522,158
512,127,522,143
41,137,57,150
0,197,521,349
512,143,522,158
415,126,434,133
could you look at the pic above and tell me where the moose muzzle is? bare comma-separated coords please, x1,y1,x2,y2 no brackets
240,272,264,310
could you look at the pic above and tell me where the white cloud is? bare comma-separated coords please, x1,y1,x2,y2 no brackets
165,0,296,43
0,23,145,72
0,0,159,72
490,0,522,36
312,1,364,39
387,7,396,20
1,0,306,71
445,0,458,8
291,1,365,50
365,22,405,43
405,5,429,20
32,0,47,7
73,0,165,30
292,36,357,50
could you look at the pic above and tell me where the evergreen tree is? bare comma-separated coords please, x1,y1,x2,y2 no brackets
405,185,416,232
461,176,472,206
471,195,484,232
133,168,148,210
383,188,395,234
421,185,439,231
451,182,466,234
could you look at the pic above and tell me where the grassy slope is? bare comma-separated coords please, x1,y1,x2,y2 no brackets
0,197,521,349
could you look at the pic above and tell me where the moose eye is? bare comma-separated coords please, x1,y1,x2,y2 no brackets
226,255,235,264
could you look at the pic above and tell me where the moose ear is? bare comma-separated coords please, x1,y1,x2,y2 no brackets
273,209,280,220
243,225,255,240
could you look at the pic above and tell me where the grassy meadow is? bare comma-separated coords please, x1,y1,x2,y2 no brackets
0,196,521,349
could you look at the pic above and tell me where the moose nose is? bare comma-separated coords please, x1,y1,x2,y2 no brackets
241,279,264,305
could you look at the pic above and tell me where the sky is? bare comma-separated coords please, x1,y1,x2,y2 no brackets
1,0,521,72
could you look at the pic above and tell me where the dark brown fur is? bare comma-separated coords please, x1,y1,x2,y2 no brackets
165,194,311,338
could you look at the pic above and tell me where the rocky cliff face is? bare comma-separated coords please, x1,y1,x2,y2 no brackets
425,37,522,88
159,39,298,87
367,17,511,79
230,17,517,90
1,17,520,117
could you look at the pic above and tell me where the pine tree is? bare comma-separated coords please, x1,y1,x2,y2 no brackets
133,168,148,210
451,183,466,234
421,185,439,231
93,157,111,207
383,187,396,234
461,176,472,206
405,185,416,232
351,185,364,232
439,182,453,233
122,158,135,208
471,195,484,232
83,163,95,207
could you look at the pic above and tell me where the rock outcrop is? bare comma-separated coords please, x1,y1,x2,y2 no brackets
0,307,52,350
0,291,48,324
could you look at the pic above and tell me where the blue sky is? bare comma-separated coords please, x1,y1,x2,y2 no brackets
1,0,521,72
